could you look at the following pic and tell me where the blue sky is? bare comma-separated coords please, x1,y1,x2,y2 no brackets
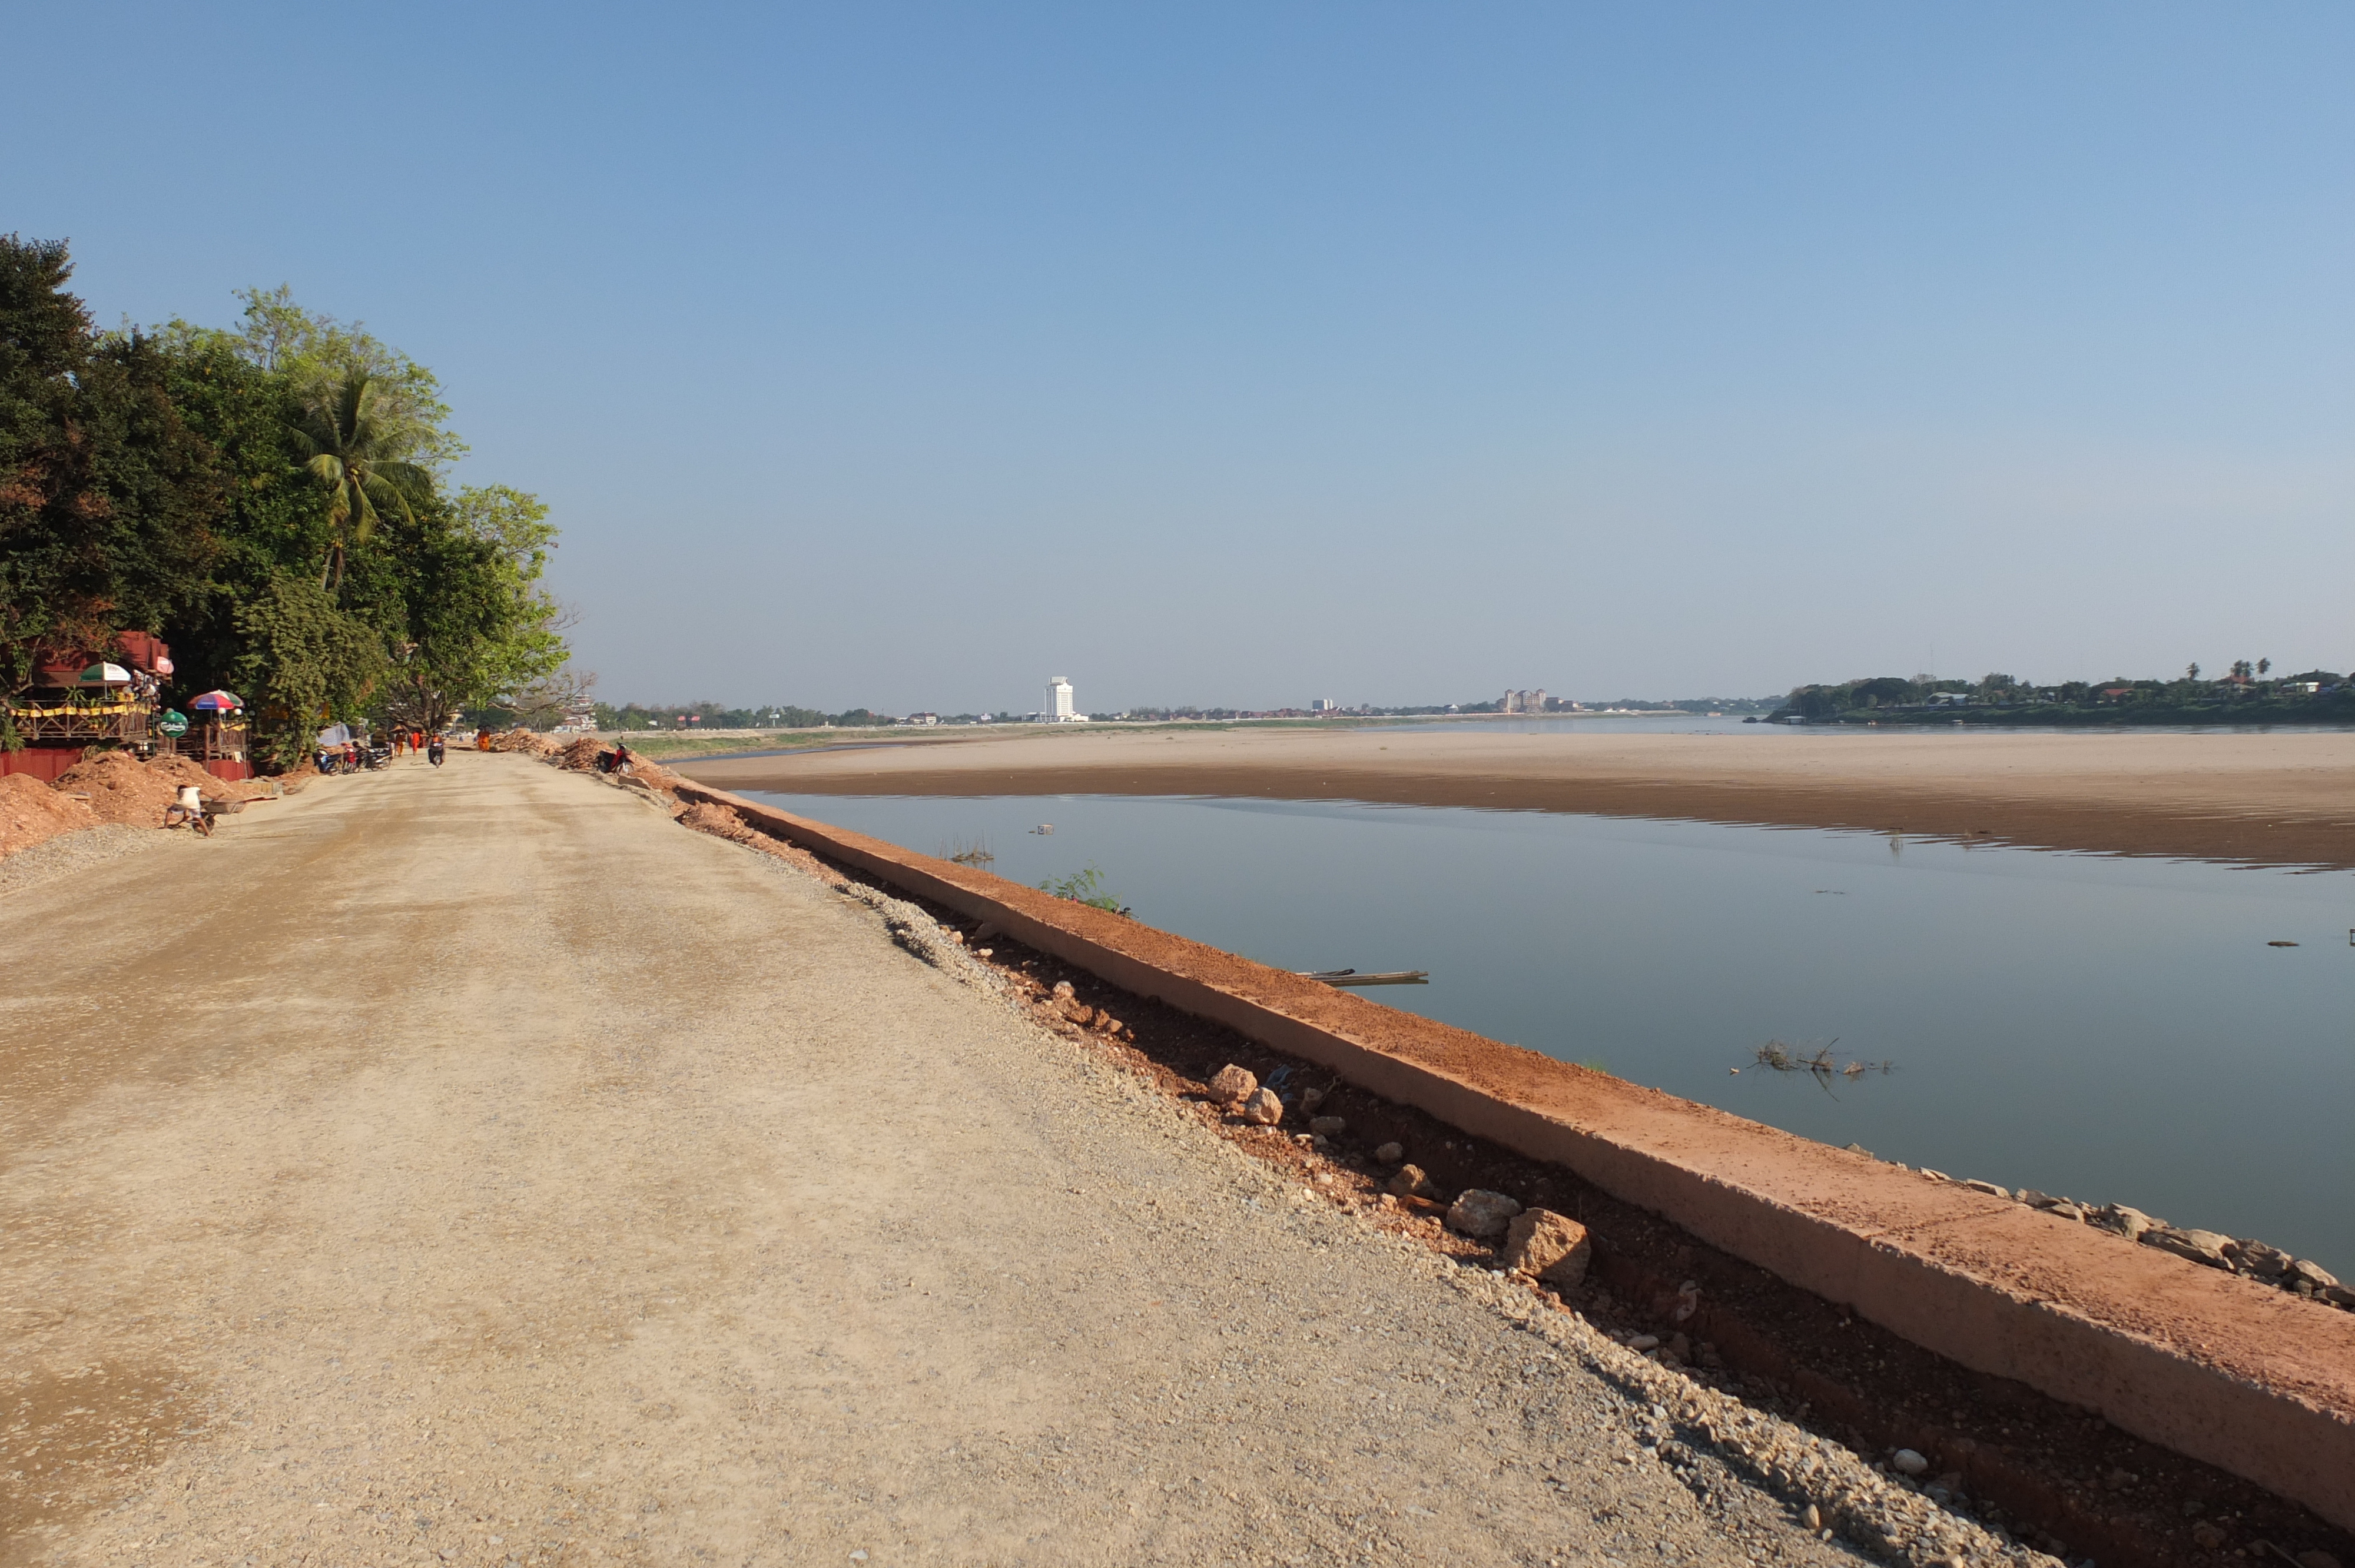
9,4,2351,711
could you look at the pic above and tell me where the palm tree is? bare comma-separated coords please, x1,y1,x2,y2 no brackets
287,370,433,593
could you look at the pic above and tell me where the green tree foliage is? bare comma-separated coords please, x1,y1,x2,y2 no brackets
0,235,224,746
233,573,387,769
1,238,572,764
287,371,436,593
370,486,570,733
158,285,464,470
591,701,884,730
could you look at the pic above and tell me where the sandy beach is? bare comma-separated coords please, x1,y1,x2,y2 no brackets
679,723,2355,868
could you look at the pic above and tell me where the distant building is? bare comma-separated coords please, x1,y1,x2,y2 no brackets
1500,688,1548,714
905,712,940,726
1311,698,1338,713
1046,676,1076,720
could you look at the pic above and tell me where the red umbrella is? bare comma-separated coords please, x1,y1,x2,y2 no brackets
190,690,244,711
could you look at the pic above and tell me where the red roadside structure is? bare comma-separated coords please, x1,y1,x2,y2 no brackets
1,634,254,783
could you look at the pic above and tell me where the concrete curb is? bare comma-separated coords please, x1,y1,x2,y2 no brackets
678,780,2355,1529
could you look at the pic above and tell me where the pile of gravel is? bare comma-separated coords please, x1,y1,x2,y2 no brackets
0,825,183,899
836,881,1009,995
1443,1263,2061,1568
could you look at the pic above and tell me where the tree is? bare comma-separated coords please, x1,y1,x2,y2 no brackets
286,371,434,594
366,485,569,732
0,235,223,745
2258,657,2271,677
158,285,464,469
2187,663,2200,681
233,572,386,769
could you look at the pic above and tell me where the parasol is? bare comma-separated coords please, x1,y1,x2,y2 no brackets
317,723,352,747
77,662,131,686
190,690,244,710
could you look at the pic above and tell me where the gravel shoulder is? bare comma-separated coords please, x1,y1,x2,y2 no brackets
4,752,1987,1567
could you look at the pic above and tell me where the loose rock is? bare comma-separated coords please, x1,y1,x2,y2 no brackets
1499,1208,1591,1287
1308,1115,1346,1137
2227,1240,2291,1278
2292,1258,2341,1290
2142,1227,2234,1269
1298,1086,1326,1115
1959,1180,2009,1200
1239,1087,1284,1126
1386,1164,1437,1200
2090,1203,2158,1240
1892,1449,1929,1477
1445,1188,1523,1241
1206,1064,1258,1106
1373,1141,1404,1164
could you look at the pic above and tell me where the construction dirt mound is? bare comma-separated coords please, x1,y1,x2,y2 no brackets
53,752,270,829
144,753,274,802
0,773,101,858
554,735,605,771
55,752,187,828
485,729,558,756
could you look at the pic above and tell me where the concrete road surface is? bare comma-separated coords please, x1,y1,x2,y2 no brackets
2,752,1866,1567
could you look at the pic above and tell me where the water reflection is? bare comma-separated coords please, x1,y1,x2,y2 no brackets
748,788,2355,1274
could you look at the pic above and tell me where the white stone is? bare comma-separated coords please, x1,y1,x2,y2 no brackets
1445,1188,1524,1241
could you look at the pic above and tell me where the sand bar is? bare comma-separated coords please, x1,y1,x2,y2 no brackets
681,723,2355,867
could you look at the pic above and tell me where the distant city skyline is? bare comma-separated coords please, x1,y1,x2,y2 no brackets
11,4,2351,712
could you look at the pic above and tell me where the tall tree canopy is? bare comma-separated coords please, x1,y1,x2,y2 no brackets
0,237,573,764
287,370,434,593
0,235,223,745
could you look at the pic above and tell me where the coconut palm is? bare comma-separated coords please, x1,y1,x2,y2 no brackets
287,370,434,593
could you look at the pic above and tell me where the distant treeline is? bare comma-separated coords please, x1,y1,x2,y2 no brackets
1769,669,2355,726
593,700,891,731
588,693,1786,729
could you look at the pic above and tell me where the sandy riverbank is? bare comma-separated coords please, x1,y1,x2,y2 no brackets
679,723,2355,867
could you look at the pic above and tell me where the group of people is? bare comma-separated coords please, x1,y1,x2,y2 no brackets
312,730,446,775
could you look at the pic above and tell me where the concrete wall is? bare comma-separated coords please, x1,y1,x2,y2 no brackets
679,780,2355,1530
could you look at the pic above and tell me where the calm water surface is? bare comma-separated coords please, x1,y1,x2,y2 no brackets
749,789,2355,1274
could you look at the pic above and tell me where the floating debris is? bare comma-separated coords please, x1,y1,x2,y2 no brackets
1295,968,1430,987
1752,1039,1893,1094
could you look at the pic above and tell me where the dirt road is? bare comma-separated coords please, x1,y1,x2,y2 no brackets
4,753,1875,1566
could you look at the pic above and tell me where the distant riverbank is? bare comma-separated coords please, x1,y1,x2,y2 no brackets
679,723,2355,869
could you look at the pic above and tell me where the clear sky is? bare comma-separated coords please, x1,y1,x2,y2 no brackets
10,4,2351,713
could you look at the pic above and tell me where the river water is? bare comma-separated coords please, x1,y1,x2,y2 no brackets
745,786,2355,1275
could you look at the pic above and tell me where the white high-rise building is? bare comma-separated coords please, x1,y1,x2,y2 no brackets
1046,676,1075,720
